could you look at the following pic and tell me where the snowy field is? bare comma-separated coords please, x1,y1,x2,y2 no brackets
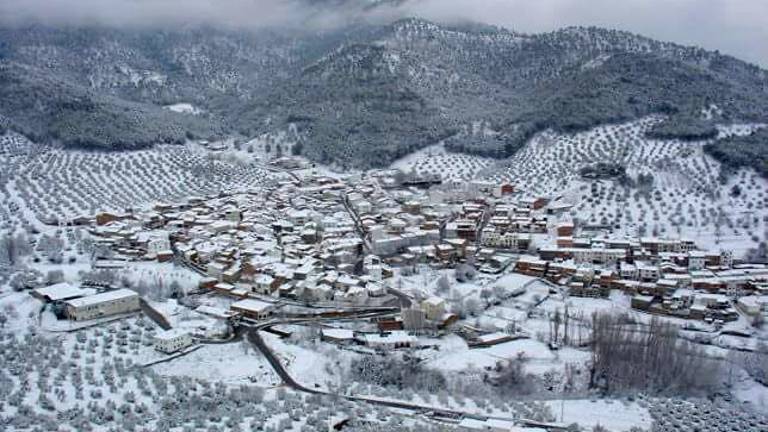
163,103,203,115
390,143,495,182
544,399,653,432
0,132,276,230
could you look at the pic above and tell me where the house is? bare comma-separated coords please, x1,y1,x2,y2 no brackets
436,243,456,261
207,262,229,280
146,232,171,255
222,267,242,284
556,222,574,237
362,331,416,349
499,183,515,196
198,277,218,290
636,262,660,281
402,307,427,331
619,262,638,280
254,274,279,295
519,197,547,210
321,328,356,345
154,329,193,354
631,295,654,311
64,289,140,321
688,251,707,271
737,296,768,316
421,296,446,321
230,299,276,320
213,282,235,294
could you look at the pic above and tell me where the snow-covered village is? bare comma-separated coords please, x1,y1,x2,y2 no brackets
2,112,768,431
3,1,768,431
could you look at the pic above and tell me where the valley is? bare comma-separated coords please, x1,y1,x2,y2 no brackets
1,116,768,431
1,4,768,431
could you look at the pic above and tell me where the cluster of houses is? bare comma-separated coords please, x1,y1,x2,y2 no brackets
68,160,768,334
83,176,408,311
515,229,768,324
350,172,553,274
75,168,569,327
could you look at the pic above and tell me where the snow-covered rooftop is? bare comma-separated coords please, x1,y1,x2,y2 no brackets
64,289,139,308
32,283,93,301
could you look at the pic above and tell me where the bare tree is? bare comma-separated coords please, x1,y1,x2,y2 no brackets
590,312,722,395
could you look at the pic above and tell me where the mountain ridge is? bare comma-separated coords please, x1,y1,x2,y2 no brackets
0,18,766,170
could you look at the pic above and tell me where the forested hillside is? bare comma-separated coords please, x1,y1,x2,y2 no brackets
0,19,766,168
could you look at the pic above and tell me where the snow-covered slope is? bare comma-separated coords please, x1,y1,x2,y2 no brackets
483,117,768,257
0,132,276,230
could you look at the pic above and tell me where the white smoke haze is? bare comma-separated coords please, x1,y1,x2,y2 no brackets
0,0,765,67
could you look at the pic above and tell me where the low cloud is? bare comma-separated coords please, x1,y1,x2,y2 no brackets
0,0,394,30
402,0,768,67
0,0,765,67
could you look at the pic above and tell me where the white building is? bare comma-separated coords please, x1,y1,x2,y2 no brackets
64,289,140,321
737,295,768,316
688,251,707,271
146,232,171,255
230,299,276,320
421,296,446,321
153,329,193,354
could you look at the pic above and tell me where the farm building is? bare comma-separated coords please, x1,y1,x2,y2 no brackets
64,289,140,321
153,329,193,354
31,283,93,303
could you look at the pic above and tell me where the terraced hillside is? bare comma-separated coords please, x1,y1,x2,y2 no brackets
483,118,768,256
0,133,276,231
1,19,767,169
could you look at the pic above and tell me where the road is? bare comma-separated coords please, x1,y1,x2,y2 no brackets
243,313,529,425
341,194,372,253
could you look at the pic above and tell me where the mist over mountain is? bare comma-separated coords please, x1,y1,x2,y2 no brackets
0,5,767,170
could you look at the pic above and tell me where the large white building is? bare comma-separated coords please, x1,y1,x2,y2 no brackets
64,289,140,321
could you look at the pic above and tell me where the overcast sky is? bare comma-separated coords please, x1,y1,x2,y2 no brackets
0,0,765,67
407,0,768,67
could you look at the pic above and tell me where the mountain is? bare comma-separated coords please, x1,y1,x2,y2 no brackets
0,18,766,169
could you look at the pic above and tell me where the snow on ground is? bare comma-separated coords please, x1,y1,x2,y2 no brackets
732,368,768,414
544,398,653,431
390,143,494,182
148,298,229,337
0,291,43,332
485,117,768,258
0,132,274,227
263,332,348,390
121,261,203,293
151,341,280,386
163,103,203,115
425,334,589,376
